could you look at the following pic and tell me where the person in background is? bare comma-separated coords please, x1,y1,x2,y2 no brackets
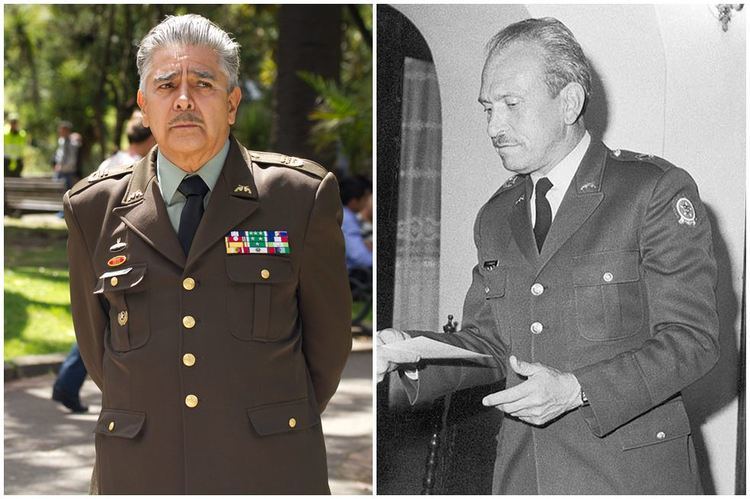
339,175,373,270
52,120,80,190
97,111,156,171
4,114,27,177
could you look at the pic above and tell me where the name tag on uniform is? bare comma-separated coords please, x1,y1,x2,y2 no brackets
225,230,291,255
483,260,498,270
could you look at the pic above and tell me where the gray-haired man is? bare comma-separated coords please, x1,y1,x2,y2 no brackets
65,14,351,493
378,17,718,494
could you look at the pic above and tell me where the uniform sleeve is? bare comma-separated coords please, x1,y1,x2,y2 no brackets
396,205,507,405
574,167,720,436
298,172,353,413
63,192,107,389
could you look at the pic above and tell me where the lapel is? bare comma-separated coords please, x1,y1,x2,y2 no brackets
535,139,607,275
508,176,540,268
186,137,259,268
113,150,186,268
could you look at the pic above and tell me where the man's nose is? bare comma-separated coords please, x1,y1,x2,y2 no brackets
487,107,509,139
173,81,195,111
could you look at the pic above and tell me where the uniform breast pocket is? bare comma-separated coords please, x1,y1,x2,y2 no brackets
225,256,296,342
572,251,644,341
481,265,507,300
93,264,150,352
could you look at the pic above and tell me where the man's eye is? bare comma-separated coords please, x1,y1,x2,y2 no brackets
157,82,174,89
506,101,519,108
197,81,213,88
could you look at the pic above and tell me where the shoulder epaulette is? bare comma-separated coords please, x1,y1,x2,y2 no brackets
609,148,675,172
69,162,135,196
247,150,328,179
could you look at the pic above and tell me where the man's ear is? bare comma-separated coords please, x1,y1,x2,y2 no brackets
560,82,585,125
227,86,242,125
137,90,149,127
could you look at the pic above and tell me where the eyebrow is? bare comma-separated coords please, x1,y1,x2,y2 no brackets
153,69,217,82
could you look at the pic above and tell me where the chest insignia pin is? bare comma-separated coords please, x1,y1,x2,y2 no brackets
109,238,127,252
107,255,127,267
117,310,128,326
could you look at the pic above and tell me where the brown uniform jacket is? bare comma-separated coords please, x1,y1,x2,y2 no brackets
64,137,352,494
403,139,719,494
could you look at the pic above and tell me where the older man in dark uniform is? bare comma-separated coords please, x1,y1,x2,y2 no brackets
378,18,719,494
65,14,351,494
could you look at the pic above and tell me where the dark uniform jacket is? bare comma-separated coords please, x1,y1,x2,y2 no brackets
64,137,352,494
404,139,719,494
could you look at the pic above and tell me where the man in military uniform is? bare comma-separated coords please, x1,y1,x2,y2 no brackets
378,18,719,494
65,14,351,494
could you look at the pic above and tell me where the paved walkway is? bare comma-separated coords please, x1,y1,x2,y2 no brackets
4,348,372,495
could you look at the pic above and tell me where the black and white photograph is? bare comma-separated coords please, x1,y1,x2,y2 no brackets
376,4,745,495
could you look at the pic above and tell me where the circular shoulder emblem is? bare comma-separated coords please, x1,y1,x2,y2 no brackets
675,197,696,226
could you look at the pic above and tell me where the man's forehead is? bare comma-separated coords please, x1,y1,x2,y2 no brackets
150,45,221,72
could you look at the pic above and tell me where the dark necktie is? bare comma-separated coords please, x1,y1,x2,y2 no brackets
533,177,553,252
177,175,209,255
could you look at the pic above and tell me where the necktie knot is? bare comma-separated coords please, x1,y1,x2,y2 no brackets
536,177,553,198
178,175,209,198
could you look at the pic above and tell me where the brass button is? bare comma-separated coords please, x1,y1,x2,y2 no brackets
260,269,270,280
603,272,614,282
182,353,196,367
485,287,490,294
182,277,196,291
108,421,115,432
185,394,199,408
288,417,297,428
117,310,128,326
656,431,666,440
531,283,544,296
182,315,196,329
530,322,544,335
110,276,119,287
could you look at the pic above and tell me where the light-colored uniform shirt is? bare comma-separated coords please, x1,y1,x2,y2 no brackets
156,139,229,232
529,131,590,227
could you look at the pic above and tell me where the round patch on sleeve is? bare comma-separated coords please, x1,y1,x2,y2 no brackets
675,197,696,226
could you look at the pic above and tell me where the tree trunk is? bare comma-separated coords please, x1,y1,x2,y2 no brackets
272,5,341,167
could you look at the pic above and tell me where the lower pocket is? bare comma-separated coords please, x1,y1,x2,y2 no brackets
246,397,320,437
94,408,146,439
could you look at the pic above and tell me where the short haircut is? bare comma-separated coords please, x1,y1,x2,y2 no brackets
136,14,240,92
486,18,592,105
125,114,153,144
339,176,371,206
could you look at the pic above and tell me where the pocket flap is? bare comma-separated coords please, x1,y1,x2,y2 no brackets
93,264,147,294
481,266,507,299
247,398,320,436
573,251,640,286
95,409,146,439
619,399,691,450
226,256,294,284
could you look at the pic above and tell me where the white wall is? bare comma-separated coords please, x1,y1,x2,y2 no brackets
395,4,744,494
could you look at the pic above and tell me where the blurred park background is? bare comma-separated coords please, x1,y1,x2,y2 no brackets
4,4,373,364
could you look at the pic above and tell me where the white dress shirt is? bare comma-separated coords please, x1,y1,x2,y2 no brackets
530,131,591,227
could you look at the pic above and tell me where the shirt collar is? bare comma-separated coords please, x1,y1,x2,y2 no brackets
157,139,230,205
531,131,591,188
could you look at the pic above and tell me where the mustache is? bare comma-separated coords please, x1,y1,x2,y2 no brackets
491,135,516,148
169,113,204,126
